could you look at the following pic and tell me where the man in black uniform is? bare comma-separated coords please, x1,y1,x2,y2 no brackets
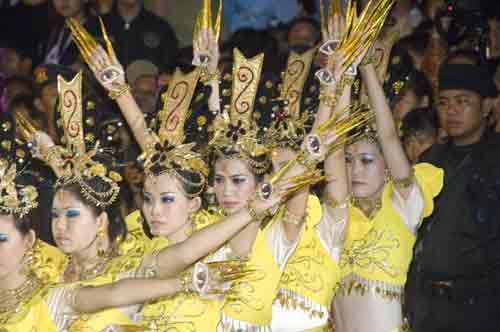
102,0,178,73
405,63,500,332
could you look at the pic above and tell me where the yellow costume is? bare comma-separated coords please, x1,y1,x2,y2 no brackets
333,163,443,332
1,240,66,332
271,195,343,332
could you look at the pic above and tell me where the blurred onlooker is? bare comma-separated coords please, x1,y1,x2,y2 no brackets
102,0,178,73
8,94,45,129
287,17,321,53
389,0,424,38
89,0,114,15
38,0,100,66
384,47,432,124
444,49,481,65
125,59,159,114
0,75,34,113
487,6,500,59
0,43,33,78
401,107,439,164
397,31,430,70
224,0,300,34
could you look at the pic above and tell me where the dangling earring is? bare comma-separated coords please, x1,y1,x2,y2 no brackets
384,168,391,183
96,228,106,257
21,247,34,275
186,212,195,237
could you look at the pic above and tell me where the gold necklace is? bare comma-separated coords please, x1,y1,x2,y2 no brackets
351,196,382,219
0,274,42,316
63,249,118,282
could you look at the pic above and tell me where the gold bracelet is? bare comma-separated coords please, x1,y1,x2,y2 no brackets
246,199,270,223
360,55,375,67
392,169,415,190
318,92,337,107
179,270,193,294
108,84,131,100
297,153,318,171
42,145,62,165
282,207,304,225
200,68,221,84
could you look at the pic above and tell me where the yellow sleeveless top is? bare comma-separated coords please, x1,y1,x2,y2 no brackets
338,163,443,298
275,195,341,320
1,240,66,332
139,209,224,332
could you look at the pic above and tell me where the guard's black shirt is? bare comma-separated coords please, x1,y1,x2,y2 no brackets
102,6,178,73
409,131,500,283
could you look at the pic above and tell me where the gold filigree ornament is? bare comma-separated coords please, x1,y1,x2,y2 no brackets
192,0,222,67
264,48,317,150
35,72,121,208
208,49,272,175
315,0,395,86
0,158,38,218
68,17,210,197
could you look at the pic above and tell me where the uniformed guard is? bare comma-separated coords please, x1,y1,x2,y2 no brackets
405,63,500,332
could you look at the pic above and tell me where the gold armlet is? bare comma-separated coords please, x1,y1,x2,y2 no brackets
318,92,337,108
360,55,375,67
109,84,131,100
297,153,318,171
282,207,304,225
392,169,415,190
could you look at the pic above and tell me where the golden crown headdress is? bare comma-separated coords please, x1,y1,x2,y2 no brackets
316,0,395,86
264,48,319,150
138,67,210,198
67,16,211,199
0,113,38,218
208,49,277,174
36,72,122,208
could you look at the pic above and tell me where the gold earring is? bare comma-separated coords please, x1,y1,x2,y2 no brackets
185,212,195,237
384,168,391,183
21,248,34,275
97,228,106,257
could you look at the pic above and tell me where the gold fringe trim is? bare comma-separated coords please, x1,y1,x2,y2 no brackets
337,274,403,302
217,313,270,332
274,288,329,321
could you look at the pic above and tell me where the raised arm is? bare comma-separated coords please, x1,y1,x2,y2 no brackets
360,62,413,198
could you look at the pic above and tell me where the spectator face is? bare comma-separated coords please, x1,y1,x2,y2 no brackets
2,81,32,110
53,0,85,18
346,139,387,199
132,75,157,114
394,89,418,122
437,89,488,145
118,0,140,6
288,22,318,49
34,83,58,118
0,48,30,78
403,132,437,164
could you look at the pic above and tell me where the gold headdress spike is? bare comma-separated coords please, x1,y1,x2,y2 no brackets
316,0,395,85
0,114,38,218
14,112,40,142
36,72,121,208
137,67,209,189
208,49,271,174
264,48,317,150
320,0,344,41
193,0,222,67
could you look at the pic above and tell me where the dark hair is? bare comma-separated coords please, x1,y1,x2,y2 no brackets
287,16,322,45
397,32,430,58
444,49,481,65
400,70,433,105
401,107,439,140
148,163,206,198
54,181,127,244
5,75,35,93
